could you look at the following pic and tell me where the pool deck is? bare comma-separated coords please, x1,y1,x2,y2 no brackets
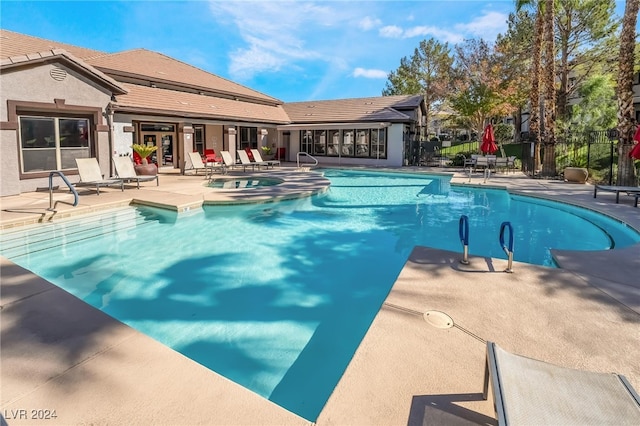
2,165,639,425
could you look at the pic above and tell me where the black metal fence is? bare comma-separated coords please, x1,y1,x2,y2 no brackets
520,130,618,184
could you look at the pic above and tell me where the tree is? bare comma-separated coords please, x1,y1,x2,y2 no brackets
495,10,535,140
570,74,617,132
541,0,557,176
449,39,514,139
515,0,545,171
383,38,453,137
616,0,640,186
555,0,619,123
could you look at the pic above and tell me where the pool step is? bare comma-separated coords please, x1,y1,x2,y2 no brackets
0,208,153,259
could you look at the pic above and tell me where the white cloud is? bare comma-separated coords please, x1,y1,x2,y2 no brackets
208,1,335,79
378,10,507,44
455,11,509,41
379,25,403,38
359,16,381,31
380,23,462,44
353,68,388,79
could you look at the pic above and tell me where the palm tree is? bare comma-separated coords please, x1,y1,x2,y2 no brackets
515,0,545,173
616,0,640,186
540,0,557,176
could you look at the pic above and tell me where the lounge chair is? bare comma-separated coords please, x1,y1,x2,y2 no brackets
483,341,640,425
112,156,158,188
185,152,211,176
203,149,222,164
237,149,268,171
593,184,640,204
74,158,124,195
220,150,248,172
251,149,280,168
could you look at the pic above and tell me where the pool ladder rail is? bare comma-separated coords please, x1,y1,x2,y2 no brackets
459,215,515,273
48,170,79,212
296,152,318,171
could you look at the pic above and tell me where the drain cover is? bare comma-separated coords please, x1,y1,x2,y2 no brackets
423,311,454,329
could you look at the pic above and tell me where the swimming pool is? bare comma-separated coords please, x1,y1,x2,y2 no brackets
2,169,638,421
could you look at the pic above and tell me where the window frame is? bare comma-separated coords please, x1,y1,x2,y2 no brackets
19,114,92,174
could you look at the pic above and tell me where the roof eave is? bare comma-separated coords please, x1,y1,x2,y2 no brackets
95,68,282,106
1,49,128,95
111,104,291,125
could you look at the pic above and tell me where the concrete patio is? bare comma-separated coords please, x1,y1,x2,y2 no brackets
2,165,639,425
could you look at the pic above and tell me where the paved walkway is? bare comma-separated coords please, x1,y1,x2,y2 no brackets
1,165,639,425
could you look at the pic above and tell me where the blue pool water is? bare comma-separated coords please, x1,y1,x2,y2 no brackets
2,169,638,421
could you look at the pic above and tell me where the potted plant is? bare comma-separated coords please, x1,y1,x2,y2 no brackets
261,145,274,160
132,143,158,175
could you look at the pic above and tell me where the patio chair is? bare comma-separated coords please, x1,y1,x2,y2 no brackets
186,152,208,175
251,149,280,169
483,341,640,425
220,151,247,172
237,149,268,171
494,157,508,173
203,149,222,164
74,158,124,195
593,184,640,204
112,156,158,188
474,156,489,172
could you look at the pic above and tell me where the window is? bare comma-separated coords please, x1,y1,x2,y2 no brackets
342,130,354,156
299,127,386,159
20,116,90,173
371,128,387,159
239,127,257,149
356,129,369,157
301,130,313,153
313,130,326,155
327,130,339,156
194,125,204,154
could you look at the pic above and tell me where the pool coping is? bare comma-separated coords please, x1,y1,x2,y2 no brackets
2,165,639,425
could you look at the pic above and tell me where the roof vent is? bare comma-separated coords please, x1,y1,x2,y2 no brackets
50,68,67,81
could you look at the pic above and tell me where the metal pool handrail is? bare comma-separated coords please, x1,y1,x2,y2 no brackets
296,152,318,168
48,170,79,212
459,215,470,265
500,221,514,273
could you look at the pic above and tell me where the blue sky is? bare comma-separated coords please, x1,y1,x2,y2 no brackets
0,1,631,102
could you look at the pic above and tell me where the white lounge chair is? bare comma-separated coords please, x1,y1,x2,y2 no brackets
237,150,268,171
220,151,246,172
251,149,280,168
483,341,640,425
112,156,158,188
186,152,210,176
75,158,123,195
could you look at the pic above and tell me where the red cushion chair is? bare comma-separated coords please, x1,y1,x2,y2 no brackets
203,149,222,163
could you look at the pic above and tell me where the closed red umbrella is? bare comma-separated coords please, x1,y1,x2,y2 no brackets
630,125,640,160
481,123,497,154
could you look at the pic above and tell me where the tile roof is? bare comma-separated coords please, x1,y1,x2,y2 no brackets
113,83,290,124
0,48,127,95
283,95,424,123
85,49,281,105
1,30,281,106
0,29,107,60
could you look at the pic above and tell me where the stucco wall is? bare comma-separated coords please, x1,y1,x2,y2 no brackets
0,61,112,195
112,117,134,157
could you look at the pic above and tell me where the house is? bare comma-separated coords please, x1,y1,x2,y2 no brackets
0,29,426,196
281,95,426,167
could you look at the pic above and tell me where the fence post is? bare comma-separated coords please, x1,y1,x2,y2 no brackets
609,140,614,185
